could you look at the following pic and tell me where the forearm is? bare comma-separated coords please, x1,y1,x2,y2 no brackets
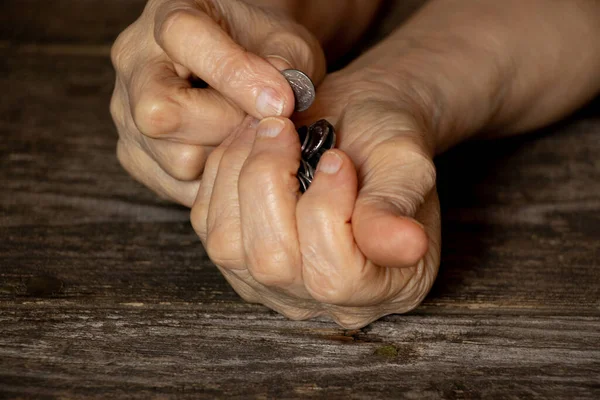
355,0,600,153
246,0,383,60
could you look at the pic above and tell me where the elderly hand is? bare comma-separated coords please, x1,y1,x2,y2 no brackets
190,63,441,328
110,0,325,206
188,0,600,328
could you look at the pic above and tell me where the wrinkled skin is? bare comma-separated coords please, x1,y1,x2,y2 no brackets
110,0,325,206
191,65,441,328
112,0,600,328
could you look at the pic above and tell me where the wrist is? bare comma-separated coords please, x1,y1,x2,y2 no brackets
352,37,506,154
355,0,600,153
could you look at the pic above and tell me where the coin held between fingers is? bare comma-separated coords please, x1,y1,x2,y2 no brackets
296,120,336,193
282,69,316,112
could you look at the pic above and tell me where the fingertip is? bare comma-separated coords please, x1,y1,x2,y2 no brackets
301,150,358,216
256,87,285,118
312,150,358,194
265,55,293,71
253,57,296,119
353,208,429,269
255,117,299,147
316,151,343,175
314,150,356,184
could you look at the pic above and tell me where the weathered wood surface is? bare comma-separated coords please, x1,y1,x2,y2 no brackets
1,1,599,398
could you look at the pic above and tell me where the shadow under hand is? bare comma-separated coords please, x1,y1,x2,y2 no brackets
425,97,600,310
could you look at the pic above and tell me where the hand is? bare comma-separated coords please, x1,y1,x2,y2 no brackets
188,0,600,328
110,0,325,206
191,66,441,328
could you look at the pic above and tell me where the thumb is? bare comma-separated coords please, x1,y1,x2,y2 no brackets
352,134,437,269
215,1,326,111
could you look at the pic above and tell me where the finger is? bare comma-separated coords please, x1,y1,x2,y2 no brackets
117,139,199,207
221,268,321,321
140,136,214,181
218,267,262,304
238,117,305,292
217,1,326,84
204,117,258,270
326,189,443,328
353,135,435,269
259,30,326,86
129,58,245,144
297,150,388,306
191,127,241,243
154,4,295,119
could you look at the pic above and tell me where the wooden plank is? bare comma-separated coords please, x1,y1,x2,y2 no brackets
0,308,598,399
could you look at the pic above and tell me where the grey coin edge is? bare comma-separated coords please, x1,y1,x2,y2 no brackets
281,69,316,112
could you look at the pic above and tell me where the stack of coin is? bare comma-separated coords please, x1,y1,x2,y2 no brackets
282,69,336,193
296,120,336,192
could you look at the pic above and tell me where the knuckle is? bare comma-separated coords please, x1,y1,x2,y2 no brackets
168,146,206,181
156,8,195,47
240,155,294,193
132,96,179,138
304,269,354,306
205,227,242,269
111,29,131,70
213,47,253,84
247,246,297,288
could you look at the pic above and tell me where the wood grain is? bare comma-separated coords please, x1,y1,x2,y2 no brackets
1,309,598,399
1,0,599,397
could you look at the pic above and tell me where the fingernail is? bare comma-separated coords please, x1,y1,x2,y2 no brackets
265,55,293,71
317,151,343,175
256,87,284,117
399,215,425,230
257,117,285,138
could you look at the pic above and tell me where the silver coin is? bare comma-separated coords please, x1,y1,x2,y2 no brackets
282,69,315,112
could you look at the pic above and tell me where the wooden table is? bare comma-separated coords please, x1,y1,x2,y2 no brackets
1,1,599,398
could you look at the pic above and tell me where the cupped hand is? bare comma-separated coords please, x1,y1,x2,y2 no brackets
110,0,325,206
191,66,441,328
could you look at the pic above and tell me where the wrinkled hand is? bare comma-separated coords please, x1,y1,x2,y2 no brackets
191,66,441,328
110,0,325,206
